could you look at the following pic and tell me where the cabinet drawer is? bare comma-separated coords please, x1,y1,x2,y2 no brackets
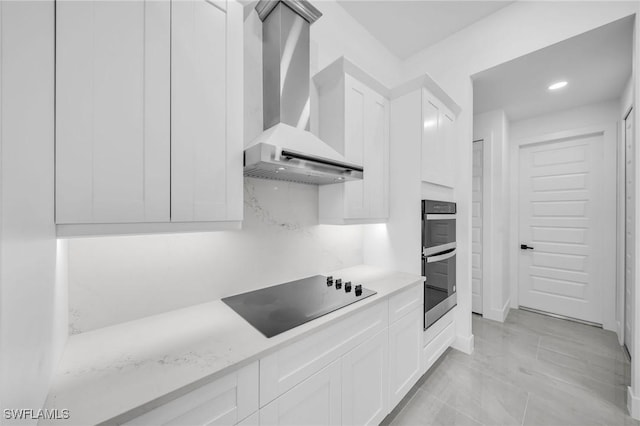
260,301,387,407
124,362,258,426
388,282,422,324
422,312,455,374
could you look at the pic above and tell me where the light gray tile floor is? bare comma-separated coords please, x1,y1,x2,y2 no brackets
382,309,639,426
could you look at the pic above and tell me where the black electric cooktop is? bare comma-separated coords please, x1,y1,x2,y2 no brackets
222,275,376,338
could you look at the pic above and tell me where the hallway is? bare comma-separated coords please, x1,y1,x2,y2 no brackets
385,309,636,425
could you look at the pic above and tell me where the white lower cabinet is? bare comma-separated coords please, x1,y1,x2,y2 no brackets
260,359,342,426
123,283,428,426
422,309,456,375
124,362,258,426
259,301,387,407
388,306,423,408
341,329,389,426
259,285,425,426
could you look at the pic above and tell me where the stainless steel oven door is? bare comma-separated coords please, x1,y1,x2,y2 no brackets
422,214,456,255
423,248,457,329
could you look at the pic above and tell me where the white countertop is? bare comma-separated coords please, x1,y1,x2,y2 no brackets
42,265,424,425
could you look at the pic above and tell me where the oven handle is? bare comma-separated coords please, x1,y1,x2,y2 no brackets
425,214,457,220
423,242,456,257
426,248,457,263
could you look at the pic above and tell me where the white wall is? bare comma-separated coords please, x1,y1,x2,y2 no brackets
396,0,638,369
67,178,363,332
510,100,622,141
310,1,401,88
0,1,65,420
510,100,620,333
473,109,510,322
629,14,640,418
66,0,401,333
619,77,634,346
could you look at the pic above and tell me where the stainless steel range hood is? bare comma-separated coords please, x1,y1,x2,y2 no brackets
244,0,364,185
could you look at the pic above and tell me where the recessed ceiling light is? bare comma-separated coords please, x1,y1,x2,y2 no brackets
548,81,568,91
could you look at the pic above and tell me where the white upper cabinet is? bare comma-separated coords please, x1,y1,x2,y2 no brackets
421,89,456,188
315,58,390,224
171,0,243,223
55,0,243,236
56,0,171,225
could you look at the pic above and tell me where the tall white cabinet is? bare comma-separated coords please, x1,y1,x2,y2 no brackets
55,0,243,236
315,57,390,224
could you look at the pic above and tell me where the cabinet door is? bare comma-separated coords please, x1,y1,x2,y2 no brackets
420,94,443,186
366,92,390,220
260,360,342,426
441,110,455,188
341,329,389,426
388,306,422,408
344,75,367,219
343,75,389,221
171,0,243,222
56,0,170,224
124,362,258,426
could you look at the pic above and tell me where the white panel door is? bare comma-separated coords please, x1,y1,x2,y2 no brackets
518,135,607,323
171,0,232,222
472,140,483,314
260,360,341,426
56,0,170,224
626,110,635,354
341,329,389,426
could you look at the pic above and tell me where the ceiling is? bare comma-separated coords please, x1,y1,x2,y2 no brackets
337,1,515,60
473,16,634,122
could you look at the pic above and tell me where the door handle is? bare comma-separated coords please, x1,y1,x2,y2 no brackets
520,244,534,250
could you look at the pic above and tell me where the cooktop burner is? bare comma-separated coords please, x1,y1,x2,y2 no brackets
222,275,376,338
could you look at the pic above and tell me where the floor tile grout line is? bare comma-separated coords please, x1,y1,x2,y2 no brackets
425,387,486,426
521,392,530,426
537,344,629,367
443,349,537,396
533,366,628,400
400,311,637,425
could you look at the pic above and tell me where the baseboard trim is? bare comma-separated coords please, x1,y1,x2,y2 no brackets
483,299,511,323
628,386,640,419
617,320,624,345
452,333,474,355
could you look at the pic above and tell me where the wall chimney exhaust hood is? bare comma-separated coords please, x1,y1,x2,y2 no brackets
243,0,364,185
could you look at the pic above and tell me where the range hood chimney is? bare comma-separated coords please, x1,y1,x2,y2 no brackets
244,0,364,185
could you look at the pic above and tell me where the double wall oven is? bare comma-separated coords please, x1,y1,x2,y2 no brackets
422,200,457,329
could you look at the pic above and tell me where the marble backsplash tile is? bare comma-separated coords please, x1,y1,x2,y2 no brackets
67,178,363,334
